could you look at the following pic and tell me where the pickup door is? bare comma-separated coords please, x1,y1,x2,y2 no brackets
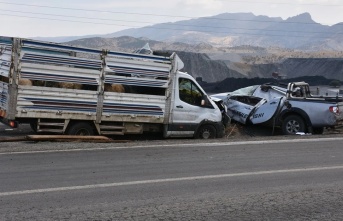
227,95,282,124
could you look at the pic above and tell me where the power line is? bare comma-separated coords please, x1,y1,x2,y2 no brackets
3,9,339,36
2,1,194,19
0,13,137,28
217,0,343,7
0,1,339,25
2,9,152,24
1,13,340,39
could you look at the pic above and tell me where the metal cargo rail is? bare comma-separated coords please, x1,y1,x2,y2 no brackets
0,36,178,135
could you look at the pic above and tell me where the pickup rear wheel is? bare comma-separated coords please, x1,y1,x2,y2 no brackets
282,115,305,135
67,122,96,136
196,125,216,139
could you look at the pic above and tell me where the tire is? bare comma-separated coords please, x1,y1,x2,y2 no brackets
312,127,324,135
196,125,216,139
67,122,96,136
282,115,306,135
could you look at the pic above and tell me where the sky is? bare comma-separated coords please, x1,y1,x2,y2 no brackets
1,0,342,38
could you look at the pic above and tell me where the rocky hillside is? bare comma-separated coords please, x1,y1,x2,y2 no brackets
67,37,243,82
201,76,342,93
280,58,343,81
67,36,224,53
66,36,343,83
174,51,242,82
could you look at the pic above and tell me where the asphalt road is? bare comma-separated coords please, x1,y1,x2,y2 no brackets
1,136,343,220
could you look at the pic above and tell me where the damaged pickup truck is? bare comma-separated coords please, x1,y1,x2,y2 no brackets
211,82,343,135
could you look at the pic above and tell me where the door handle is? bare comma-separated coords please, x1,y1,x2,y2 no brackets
176,105,183,108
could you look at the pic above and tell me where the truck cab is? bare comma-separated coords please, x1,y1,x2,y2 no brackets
166,71,225,139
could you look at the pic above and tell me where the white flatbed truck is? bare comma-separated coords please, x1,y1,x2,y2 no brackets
0,37,226,139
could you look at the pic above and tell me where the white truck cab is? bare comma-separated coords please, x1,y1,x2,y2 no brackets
166,71,224,138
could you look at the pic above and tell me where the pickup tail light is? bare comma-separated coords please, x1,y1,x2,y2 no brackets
329,106,339,114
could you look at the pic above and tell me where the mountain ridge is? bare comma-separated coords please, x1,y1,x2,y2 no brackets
32,12,342,51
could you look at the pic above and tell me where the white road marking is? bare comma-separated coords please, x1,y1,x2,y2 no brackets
1,165,343,197
1,137,343,155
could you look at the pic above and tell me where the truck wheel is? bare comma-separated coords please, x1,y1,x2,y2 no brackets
282,115,305,135
196,125,216,139
312,127,324,134
67,122,96,136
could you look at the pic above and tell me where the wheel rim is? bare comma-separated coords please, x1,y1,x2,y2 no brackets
201,128,212,139
286,120,301,134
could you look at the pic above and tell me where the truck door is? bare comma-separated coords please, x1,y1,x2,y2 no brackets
170,77,218,136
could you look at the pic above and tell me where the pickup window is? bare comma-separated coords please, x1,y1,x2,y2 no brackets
290,86,308,98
